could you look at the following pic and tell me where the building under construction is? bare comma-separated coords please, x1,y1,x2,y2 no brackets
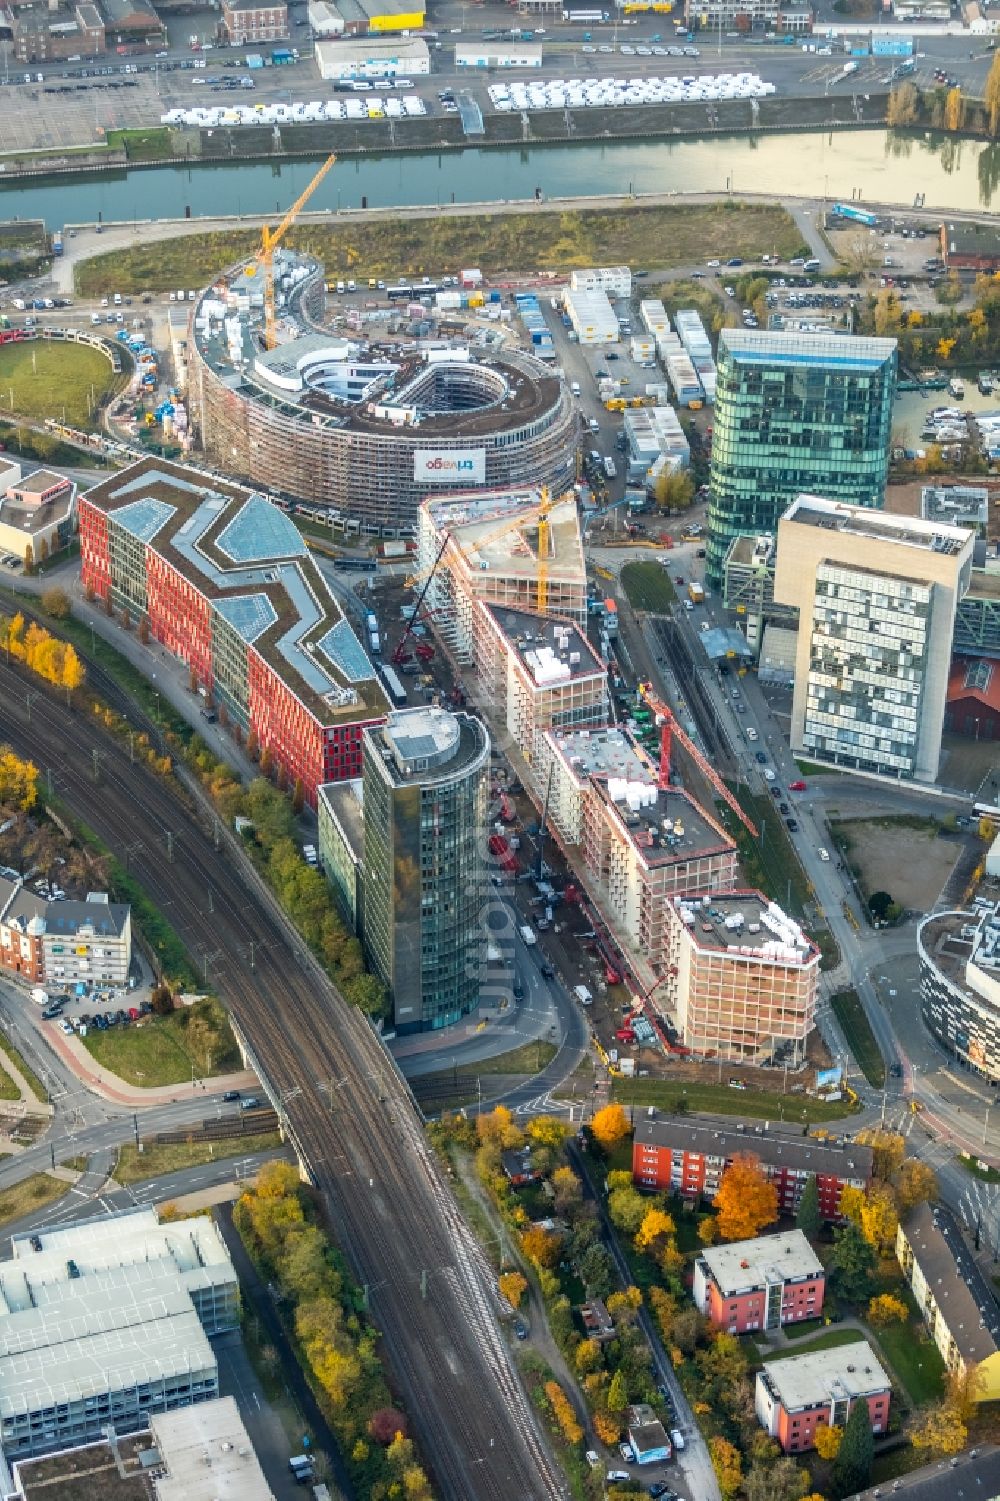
414,486,588,664
187,249,579,536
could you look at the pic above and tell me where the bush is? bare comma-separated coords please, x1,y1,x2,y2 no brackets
40,587,71,620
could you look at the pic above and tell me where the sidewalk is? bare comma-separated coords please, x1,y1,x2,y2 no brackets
0,1047,52,1117
42,1024,259,1107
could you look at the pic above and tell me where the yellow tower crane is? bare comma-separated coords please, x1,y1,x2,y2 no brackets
246,153,337,350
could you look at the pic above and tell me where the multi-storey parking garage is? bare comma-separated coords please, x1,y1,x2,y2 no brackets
188,251,579,536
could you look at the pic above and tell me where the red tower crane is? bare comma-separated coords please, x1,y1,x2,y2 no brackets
637,682,758,839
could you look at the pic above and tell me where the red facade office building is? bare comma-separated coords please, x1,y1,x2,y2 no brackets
79,459,388,805
632,1113,873,1222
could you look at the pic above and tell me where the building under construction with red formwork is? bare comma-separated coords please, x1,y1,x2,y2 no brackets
78,457,388,804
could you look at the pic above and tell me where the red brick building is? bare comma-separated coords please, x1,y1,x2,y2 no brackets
78,459,388,806
692,1230,825,1334
755,1339,891,1454
221,0,288,43
945,657,1000,743
632,1113,873,1222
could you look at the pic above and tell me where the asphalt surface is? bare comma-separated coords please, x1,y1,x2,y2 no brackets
0,653,567,1501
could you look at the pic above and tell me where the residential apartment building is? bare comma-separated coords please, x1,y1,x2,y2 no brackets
0,1208,236,1463
918,902,1000,1081
897,1202,1000,1399
536,727,737,987
358,708,489,1032
661,891,819,1063
856,1445,1000,1501
221,0,288,42
0,881,131,988
416,488,587,665
693,1230,825,1334
755,1340,891,1454
6,0,104,61
473,605,608,765
775,496,974,783
706,329,897,585
79,459,388,806
633,1112,873,1220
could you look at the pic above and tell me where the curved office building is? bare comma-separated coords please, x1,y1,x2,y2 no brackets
918,903,1000,1080
188,250,578,536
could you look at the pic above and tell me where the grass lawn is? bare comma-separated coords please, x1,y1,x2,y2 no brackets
610,1077,855,1122
81,998,241,1087
831,989,886,1089
74,201,806,296
105,127,174,162
959,1153,1000,1183
765,1328,871,1361
456,1039,557,1077
0,1172,68,1227
719,783,813,922
874,1323,946,1406
620,561,676,612
780,1317,830,1340
0,1059,20,1102
0,340,124,426
0,1030,47,1102
115,1131,284,1185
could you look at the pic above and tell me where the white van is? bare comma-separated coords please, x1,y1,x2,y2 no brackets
571,381,581,397
113,292,122,306
573,985,593,1007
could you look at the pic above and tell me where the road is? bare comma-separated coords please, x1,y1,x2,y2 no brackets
0,652,567,1501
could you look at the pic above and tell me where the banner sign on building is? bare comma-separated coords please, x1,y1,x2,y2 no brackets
414,449,486,485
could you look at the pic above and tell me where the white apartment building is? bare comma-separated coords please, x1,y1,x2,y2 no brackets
775,496,974,783
568,266,632,299
416,487,587,664
536,728,738,982
473,606,608,765
663,891,819,1063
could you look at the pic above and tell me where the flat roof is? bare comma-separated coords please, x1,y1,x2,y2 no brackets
369,707,488,785
782,493,971,557
699,1230,822,1295
760,1339,890,1411
315,34,429,60
317,777,364,863
14,1433,153,1501
634,1111,874,1182
919,902,1000,1002
901,1201,1000,1364
423,488,585,586
151,1397,273,1501
673,891,818,965
485,604,605,685
82,459,387,727
720,327,897,371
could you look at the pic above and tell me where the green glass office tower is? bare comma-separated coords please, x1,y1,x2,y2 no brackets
362,707,489,1034
706,329,897,586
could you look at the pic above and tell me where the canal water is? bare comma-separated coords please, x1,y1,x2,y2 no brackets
7,126,1000,227
894,379,1000,444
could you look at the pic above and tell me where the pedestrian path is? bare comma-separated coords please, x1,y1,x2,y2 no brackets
42,1024,258,1107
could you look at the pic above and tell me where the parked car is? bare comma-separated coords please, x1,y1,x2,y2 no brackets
223,1090,240,1103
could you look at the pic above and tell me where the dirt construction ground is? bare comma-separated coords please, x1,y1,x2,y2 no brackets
832,818,966,913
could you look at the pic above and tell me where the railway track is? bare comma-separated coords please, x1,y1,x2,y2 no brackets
0,660,566,1501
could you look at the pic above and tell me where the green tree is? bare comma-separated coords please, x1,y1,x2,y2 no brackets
828,1220,877,1303
607,1185,647,1235
607,1368,628,1413
579,1241,615,1298
744,1457,810,1501
795,1174,822,1236
833,1397,874,1496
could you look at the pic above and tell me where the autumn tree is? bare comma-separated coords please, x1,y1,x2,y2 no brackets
814,1421,843,1460
710,1436,743,1500
698,1214,718,1245
867,1293,908,1326
832,1394,874,1495
886,80,919,126
0,747,39,810
859,1185,899,1258
527,1115,572,1150
608,1183,647,1234
260,745,274,778
498,1271,527,1310
545,1381,583,1444
40,587,70,620
944,86,965,132
946,1363,984,1423
653,468,695,512
714,1153,778,1241
520,1225,561,1268
795,1174,822,1236
591,1103,631,1151
606,1286,643,1326
856,1129,905,1184
988,50,1000,134
292,776,305,814
896,1159,938,1214
910,1400,967,1456
744,1459,811,1501
368,1407,407,1444
635,1207,676,1256
61,644,84,695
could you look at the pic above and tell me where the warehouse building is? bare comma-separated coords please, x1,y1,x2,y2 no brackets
79,458,388,805
0,1209,236,1469
775,496,974,784
315,34,428,74
756,1340,891,1454
633,1112,873,1220
416,487,588,664
188,251,576,532
536,727,737,985
455,40,542,65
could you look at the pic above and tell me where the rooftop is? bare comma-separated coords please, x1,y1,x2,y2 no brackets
423,487,585,586
484,604,605,685
0,880,129,940
317,777,365,864
782,493,972,559
672,891,818,965
942,220,1000,257
150,1397,273,1501
369,707,488,786
760,1338,890,1412
634,1110,874,1182
719,327,898,370
699,1230,822,1295
919,901,1000,1002
81,459,387,727
901,1202,1000,1364
0,473,76,540
855,1443,1000,1500
14,1432,153,1501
